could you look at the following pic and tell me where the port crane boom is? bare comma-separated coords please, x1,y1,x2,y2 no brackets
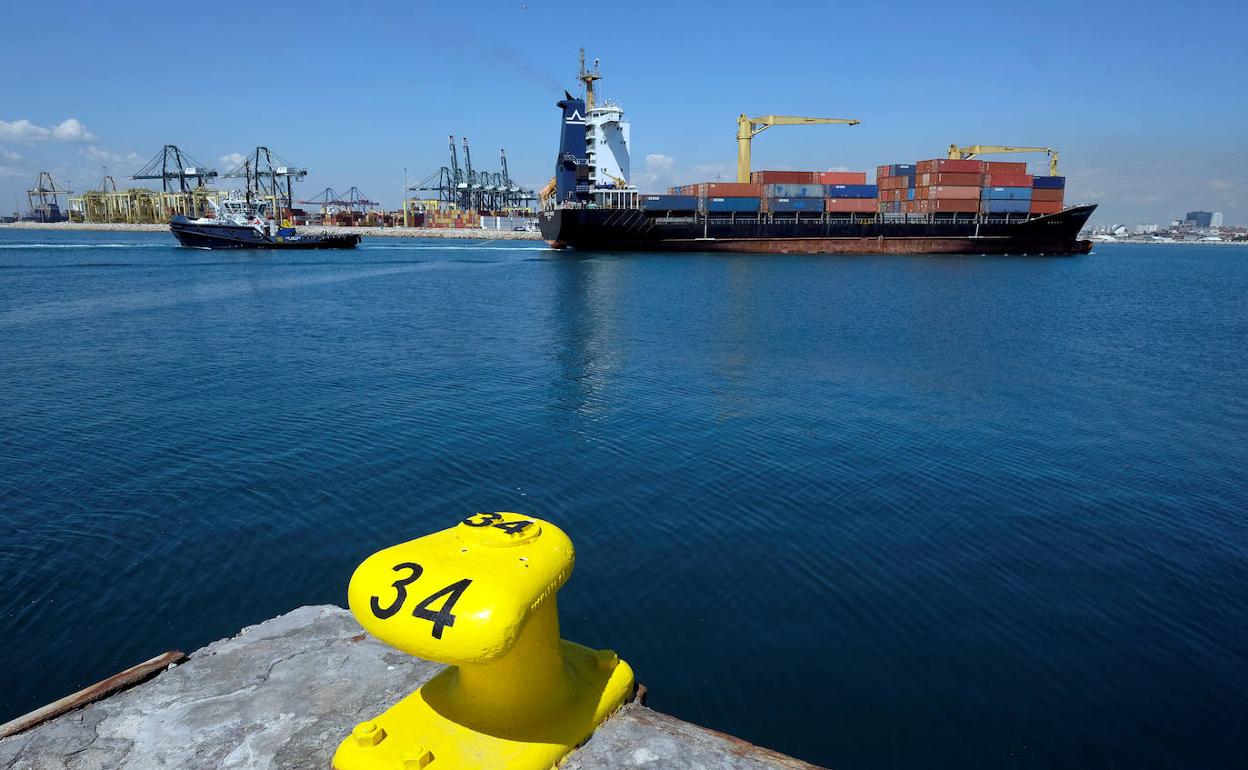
948,144,1060,176
737,114,860,183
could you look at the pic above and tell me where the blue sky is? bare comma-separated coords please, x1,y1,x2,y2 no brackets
1,0,1244,226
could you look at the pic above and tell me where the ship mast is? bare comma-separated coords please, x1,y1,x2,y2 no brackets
577,47,601,111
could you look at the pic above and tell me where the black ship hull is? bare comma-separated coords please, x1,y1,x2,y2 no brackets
539,204,1096,255
169,217,361,250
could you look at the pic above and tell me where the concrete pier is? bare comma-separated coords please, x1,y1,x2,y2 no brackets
0,606,822,769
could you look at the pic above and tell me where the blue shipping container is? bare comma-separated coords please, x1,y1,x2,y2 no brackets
825,184,878,199
766,183,825,198
981,186,1033,201
641,195,698,211
769,197,823,212
1032,176,1066,189
707,196,761,213
982,199,1030,213
907,187,915,201
888,164,916,177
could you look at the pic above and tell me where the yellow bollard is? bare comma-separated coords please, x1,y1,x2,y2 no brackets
333,512,635,770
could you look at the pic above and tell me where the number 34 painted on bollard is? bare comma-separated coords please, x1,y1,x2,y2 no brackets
366,513,534,638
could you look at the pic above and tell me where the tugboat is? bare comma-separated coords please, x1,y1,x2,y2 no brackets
170,196,361,250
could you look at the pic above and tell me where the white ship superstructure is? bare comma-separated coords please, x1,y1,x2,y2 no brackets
577,50,637,209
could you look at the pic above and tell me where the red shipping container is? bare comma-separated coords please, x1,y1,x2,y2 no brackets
818,171,868,185
1029,201,1063,215
916,158,984,174
1030,188,1064,202
982,173,1034,187
751,170,818,184
984,161,1027,174
876,164,891,179
918,172,983,187
696,182,762,197
825,198,878,212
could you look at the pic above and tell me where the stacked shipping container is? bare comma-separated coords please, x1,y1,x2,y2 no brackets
660,163,1065,217
876,159,1066,215
666,170,880,214
1030,175,1066,215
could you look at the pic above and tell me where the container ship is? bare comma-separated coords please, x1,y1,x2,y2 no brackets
539,55,1094,255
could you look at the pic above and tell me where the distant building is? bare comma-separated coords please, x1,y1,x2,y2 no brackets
1185,211,1213,228
1211,212,1224,228
1134,224,1159,234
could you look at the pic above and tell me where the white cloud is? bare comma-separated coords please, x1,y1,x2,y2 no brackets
0,119,51,142
634,153,677,191
0,117,95,143
51,118,95,142
219,152,245,168
0,165,24,178
1206,178,1236,191
0,146,20,162
83,146,140,165
633,156,741,191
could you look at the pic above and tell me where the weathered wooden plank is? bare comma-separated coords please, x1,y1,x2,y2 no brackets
0,650,186,739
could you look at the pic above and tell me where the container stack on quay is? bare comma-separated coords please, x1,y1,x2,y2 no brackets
880,159,1066,215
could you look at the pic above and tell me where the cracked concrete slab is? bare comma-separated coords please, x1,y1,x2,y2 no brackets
1,605,822,769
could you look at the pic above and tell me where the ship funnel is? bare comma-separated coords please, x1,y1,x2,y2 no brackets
554,94,590,205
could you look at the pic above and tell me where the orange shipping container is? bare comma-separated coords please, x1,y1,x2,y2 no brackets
818,171,868,185
697,182,762,197
1030,188,1064,202
1029,200,1063,215
751,170,818,184
984,161,1027,174
825,198,878,212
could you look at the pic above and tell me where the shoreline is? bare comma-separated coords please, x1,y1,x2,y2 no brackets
0,221,543,240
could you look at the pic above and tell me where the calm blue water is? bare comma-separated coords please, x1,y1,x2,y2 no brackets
1,230,1245,768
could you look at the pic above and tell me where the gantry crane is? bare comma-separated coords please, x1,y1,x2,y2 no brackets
132,145,217,192
25,171,72,221
222,147,307,214
947,144,1060,176
736,114,860,183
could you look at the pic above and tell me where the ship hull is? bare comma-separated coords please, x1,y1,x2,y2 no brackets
540,204,1095,255
169,217,361,250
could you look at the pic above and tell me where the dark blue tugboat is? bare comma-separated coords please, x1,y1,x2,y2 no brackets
170,197,360,250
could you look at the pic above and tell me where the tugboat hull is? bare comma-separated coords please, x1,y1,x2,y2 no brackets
169,217,361,250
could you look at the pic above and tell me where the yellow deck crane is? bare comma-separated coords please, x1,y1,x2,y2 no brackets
947,144,1060,176
737,114,860,183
